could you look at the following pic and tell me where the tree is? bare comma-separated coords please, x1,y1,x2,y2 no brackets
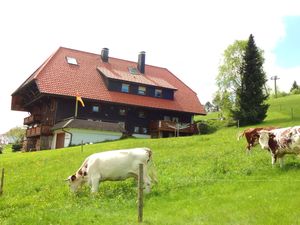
215,39,265,118
5,126,25,144
204,101,214,112
215,40,247,114
290,80,299,92
232,34,269,125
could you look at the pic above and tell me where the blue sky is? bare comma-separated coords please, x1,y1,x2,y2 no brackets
275,16,300,68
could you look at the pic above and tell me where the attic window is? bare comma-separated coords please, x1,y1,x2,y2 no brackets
128,67,140,75
66,56,78,65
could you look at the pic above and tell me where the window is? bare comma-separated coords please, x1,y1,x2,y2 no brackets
172,117,179,122
128,67,140,75
121,83,130,93
142,127,148,134
138,86,146,95
164,116,171,121
134,126,140,133
155,89,162,98
119,109,127,116
66,56,78,65
92,106,99,112
138,111,146,118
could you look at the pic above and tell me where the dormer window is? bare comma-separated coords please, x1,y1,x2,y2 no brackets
121,83,130,93
155,89,162,98
138,86,146,95
66,56,78,65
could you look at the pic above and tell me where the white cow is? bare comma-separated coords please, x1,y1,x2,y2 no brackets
66,147,156,193
258,126,300,167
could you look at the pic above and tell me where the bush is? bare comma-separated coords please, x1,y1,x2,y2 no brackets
12,143,22,152
197,119,227,134
291,89,300,95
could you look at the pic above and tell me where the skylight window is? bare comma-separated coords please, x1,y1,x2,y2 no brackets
128,67,140,75
66,56,78,65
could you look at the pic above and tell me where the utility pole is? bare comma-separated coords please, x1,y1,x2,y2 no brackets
271,76,280,98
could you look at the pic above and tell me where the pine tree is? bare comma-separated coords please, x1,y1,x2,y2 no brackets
290,80,299,92
233,34,269,126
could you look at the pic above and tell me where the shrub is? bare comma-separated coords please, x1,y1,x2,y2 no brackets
197,119,227,134
12,143,22,152
291,89,300,95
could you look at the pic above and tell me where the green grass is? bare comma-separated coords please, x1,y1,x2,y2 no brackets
1,95,300,225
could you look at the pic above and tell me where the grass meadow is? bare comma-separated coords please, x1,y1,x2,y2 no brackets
1,95,300,225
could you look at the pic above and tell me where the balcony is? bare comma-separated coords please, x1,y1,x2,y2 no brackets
26,125,52,137
24,115,41,125
149,120,198,135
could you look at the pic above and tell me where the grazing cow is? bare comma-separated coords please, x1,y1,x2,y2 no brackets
258,126,300,167
66,147,156,193
238,127,277,151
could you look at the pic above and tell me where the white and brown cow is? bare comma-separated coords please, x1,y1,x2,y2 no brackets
258,126,300,167
238,127,277,152
66,147,156,193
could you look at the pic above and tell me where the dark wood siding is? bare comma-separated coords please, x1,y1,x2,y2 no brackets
54,97,192,135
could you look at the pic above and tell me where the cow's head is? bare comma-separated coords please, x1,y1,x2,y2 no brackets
258,130,271,150
65,174,86,192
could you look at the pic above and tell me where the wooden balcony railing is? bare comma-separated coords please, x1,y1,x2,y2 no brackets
24,115,41,125
149,120,198,134
26,125,52,137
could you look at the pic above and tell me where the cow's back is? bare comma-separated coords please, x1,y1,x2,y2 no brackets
86,148,150,181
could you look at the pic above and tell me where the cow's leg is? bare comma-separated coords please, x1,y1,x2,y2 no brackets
279,157,284,168
90,175,101,193
271,154,277,166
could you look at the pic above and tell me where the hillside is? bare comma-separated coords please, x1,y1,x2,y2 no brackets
1,95,300,225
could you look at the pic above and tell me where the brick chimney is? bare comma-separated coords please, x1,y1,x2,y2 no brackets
137,51,146,74
101,48,109,62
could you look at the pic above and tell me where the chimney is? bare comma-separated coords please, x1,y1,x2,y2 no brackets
137,51,146,74
101,48,109,62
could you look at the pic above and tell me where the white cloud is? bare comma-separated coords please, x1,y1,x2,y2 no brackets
0,0,300,133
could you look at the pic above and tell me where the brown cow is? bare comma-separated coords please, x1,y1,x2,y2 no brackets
238,127,277,151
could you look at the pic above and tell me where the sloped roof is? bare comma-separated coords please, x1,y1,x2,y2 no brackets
14,47,206,115
52,118,125,133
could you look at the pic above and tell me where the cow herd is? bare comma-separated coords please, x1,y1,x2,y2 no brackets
238,126,300,167
66,126,300,193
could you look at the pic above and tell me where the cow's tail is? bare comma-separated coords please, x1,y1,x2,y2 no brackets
237,131,245,141
145,148,158,184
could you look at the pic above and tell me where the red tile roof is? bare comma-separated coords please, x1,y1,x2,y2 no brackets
15,47,206,115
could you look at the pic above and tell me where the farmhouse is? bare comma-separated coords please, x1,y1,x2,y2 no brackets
11,47,206,151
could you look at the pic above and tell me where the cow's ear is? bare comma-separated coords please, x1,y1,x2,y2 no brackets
71,175,76,181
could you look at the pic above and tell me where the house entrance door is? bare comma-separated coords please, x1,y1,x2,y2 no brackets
56,133,65,149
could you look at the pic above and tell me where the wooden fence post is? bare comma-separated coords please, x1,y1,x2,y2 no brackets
0,168,4,196
138,164,144,223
